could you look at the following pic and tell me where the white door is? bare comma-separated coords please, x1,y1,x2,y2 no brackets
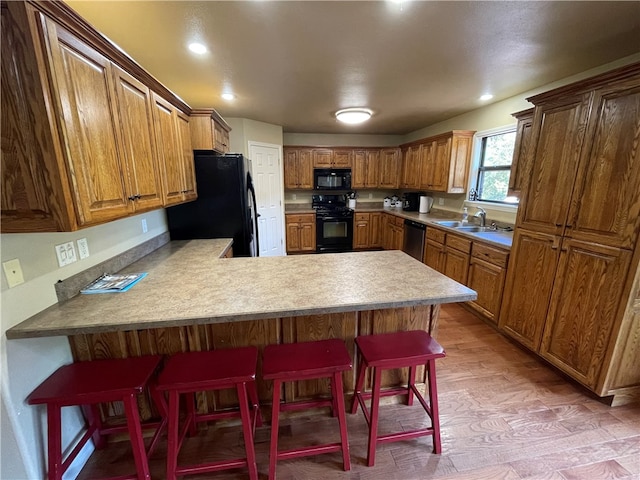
248,142,285,256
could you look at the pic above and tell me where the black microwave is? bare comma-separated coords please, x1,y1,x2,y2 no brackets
314,168,351,190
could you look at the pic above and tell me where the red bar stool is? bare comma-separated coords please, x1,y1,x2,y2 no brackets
262,338,352,480
351,330,445,467
27,355,164,480
156,347,262,480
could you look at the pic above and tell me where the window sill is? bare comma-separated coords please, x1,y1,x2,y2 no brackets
464,200,519,214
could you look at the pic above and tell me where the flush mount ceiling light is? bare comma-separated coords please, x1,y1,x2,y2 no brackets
479,94,494,101
335,108,373,124
188,42,207,54
221,93,236,101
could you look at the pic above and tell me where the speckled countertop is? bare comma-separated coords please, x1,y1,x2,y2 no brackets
285,203,513,248
6,241,476,339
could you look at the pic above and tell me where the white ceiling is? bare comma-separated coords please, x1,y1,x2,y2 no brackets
65,1,640,135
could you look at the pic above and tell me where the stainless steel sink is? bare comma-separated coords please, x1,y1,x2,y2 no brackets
454,226,491,232
434,220,464,227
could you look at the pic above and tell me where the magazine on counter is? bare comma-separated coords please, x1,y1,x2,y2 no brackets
80,272,147,294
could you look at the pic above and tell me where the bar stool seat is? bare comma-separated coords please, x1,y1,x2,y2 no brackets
263,338,352,480
27,355,164,480
351,330,445,467
156,347,262,480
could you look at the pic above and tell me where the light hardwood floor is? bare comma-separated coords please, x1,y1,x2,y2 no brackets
78,304,640,479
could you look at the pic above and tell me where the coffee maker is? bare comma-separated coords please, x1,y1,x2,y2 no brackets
402,192,422,211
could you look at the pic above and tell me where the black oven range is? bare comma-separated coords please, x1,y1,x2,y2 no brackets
312,194,354,253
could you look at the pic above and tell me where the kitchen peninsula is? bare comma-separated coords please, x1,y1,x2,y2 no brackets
7,239,475,414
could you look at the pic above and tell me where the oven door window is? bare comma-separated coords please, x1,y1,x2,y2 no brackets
323,220,348,239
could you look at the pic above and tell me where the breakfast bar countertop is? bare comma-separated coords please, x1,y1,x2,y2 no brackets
6,240,476,340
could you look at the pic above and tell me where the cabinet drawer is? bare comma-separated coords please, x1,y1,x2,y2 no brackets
472,242,509,267
427,227,446,244
394,216,405,227
286,213,315,224
446,233,472,253
355,213,370,222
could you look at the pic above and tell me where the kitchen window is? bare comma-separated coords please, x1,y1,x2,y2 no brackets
474,130,517,204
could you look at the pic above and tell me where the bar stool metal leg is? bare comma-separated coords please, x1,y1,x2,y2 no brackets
331,371,351,471
123,393,151,480
367,367,383,467
268,378,282,480
236,382,259,480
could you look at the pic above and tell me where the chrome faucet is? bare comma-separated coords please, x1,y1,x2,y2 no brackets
474,207,487,227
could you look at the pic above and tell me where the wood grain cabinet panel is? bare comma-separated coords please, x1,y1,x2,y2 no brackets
352,149,380,188
353,213,371,249
501,63,640,402
508,108,534,197
401,144,421,189
285,213,316,253
283,147,313,189
369,212,383,247
378,148,401,188
312,148,334,168
190,108,232,153
443,232,470,285
467,243,509,325
0,2,194,232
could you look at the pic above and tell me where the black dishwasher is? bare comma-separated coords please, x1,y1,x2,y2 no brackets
402,219,426,261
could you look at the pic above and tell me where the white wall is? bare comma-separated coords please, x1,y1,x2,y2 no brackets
0,209,167,479
283,133,403,147
226,118,284,156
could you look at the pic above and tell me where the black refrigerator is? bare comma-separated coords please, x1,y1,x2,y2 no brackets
166,153,259,257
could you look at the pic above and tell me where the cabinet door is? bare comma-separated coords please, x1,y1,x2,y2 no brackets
429,136,451,192
540,240,632,388
467,257,506,325
352,150,367,188
379,149,400,188
517,94,593,235
419,141,434,190
283,148,299,188
401,145,421,189
354,213,370,249
392,224,404,250
508,109,534,196
285,219,301,252
333,149,352,168
424,239,444,272
313,148,333,167
113,66,163,212
176,111,196,201
44,19,131,225
365,150,380,188
299,220,316,251
298,149,314,189
567,84,640,249
369,212,382,247
448,134,472,193
444,247,469,285
498,228,561,351
152,94,183,205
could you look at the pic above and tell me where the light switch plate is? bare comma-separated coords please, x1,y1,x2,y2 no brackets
3,259,25,288
77,238,90,259
55,242,77,267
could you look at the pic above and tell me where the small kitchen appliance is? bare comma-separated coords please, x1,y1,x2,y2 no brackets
402,192,422,211
419,196,434,213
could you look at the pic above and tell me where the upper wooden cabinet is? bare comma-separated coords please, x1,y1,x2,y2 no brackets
0,1,194,232
189,108,231,153
283,147,313,189
352,149,379,188
401,130,475,193
507,108,534,197
378,148,401,189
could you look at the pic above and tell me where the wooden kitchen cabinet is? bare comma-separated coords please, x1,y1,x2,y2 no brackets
443,232,471,285
283,147,313,189
507,108,534,197
401,144,421,189
378,148,401,188
424,226,446,272
332,148,353,168
369,212,383,248
285,213,316,253
382,213,404,250
352,149,380,188
153,94,196,206
312,148,334,168
466,242,509,325
189,108,232,153
402,131,475,193
1,1,194,232
354,213,371,249
500,63,640,403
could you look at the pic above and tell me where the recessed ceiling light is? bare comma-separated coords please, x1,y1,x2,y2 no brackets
221,93,236,101
479,94,494,101
335,108,373,124
188,42,207,55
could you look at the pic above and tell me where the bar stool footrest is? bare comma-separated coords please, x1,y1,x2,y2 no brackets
277,442,344,461
279,398,333,413
378,428,435,445
176,458,249,477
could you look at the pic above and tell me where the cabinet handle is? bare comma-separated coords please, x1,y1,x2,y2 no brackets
566,224,573,228
555,223,563,227
128,195,136,201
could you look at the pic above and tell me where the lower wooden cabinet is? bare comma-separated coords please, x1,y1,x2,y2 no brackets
443,233,471,285
466,243,509,325
424,226,446,272
285,213,316,253
383,214,404,250
354,212,383,249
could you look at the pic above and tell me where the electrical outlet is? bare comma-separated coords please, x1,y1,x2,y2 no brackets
141,218,148,233
438,197,445,206
369,193,373,199
55,242,77,267
292,193,297,200
77,238,90,259
3,259,25,288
